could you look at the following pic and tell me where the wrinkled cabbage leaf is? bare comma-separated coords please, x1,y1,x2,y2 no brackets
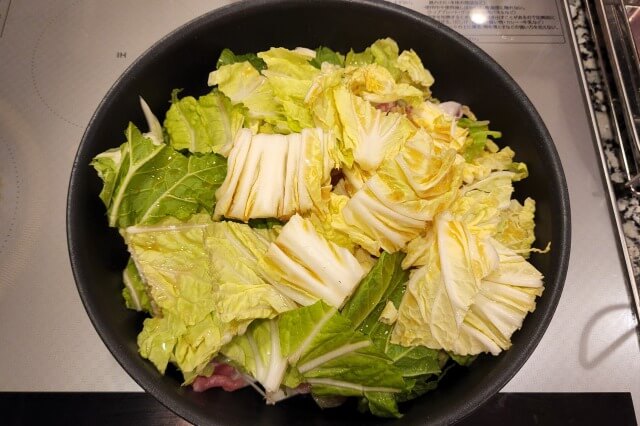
125,216,295,381
310,46,345,68
208,61,289,132
125,216,241,378
259,47,320,131
222,301,406,410
262,215,365,308
91,123,227,228
338,131,463,254
216,48,267,71
334,84,415,170
164,89,245,155
392,215,543,356
122,259,153,313
214,128,335,221
342,252,444,416
204,220,297,323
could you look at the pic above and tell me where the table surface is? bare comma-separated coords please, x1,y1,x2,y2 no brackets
0,0,638,420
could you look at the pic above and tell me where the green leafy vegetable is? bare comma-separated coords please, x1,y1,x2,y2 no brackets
205,220,297,323
125,215,241,378
258,47,320,131
223,301,406,408
91,147,123,207
345,48,374,67
449,353,477,366
261,215,366,308
392,214,543,356
342,252,443,416
397,49,435,89
394,376,439,403
122,259,152,313
458,117,502,162
460,144,528,195
345,64,425,104
217,48,267,71
222,319,294,402
310,47,345,68
342,252,408,328
460,171,519,211
369,38,401,80
91,123,227,228
208,62,288,132
359,392,402,418
213,128,335,221
338,130,463,254
338,185,425,255
409,101,469,149
307,190,382,255
89,37,547,419
449,155,529,241
139,97,164,145
494,198,538,257
333,84,415,170
164,89,245,155
126,216,295,381
392,213,499,351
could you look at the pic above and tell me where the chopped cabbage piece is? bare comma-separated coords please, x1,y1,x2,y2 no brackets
214,128,336,221
392,217,543,356
261,215,366,308
339,131,463,254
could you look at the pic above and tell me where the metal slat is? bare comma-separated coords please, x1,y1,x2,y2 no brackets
596,0,640,194
564,0,640,327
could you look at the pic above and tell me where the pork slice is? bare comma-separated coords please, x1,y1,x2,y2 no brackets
192,363,248,393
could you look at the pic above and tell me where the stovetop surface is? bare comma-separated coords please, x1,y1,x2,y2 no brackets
0,0,637,413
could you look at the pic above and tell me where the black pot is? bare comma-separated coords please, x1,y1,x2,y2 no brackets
67,0,571,424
